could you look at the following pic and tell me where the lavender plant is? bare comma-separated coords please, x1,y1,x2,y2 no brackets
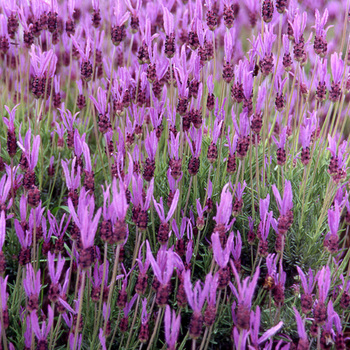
0,0,350,349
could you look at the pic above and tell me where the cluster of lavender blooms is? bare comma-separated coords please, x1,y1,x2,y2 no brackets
0,0,350,349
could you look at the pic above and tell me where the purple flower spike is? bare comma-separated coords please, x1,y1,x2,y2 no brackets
317,266,331,303
99,328,107,350
213,184,233,230
272,180,293,235
162,5,174,36
31,306,54,344
113,0,130,27
0,276,8,312
230,266,260,312
250,306,284,348
184,270,210,314
47,252,65,285
3,104,19,132
211,231,233,268
330,52,344,84
153,189,179,224
290,11,307,44
293,307,309,349
232,327,249,350
68,189,101,250
164,305,181,350
0,210,5,251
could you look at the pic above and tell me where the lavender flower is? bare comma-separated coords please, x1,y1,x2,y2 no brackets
272,180,293,234
230,267,260,330
164,305,181,350
293,307,309,349
249,306,284,348
23,264,41,312
153,189,179,245
68,189,101,268
31,306,54,349
184,270,210,338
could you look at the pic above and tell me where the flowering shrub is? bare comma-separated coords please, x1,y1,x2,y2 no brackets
0,0,349,349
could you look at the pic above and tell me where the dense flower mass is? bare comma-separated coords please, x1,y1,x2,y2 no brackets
0,0,350,349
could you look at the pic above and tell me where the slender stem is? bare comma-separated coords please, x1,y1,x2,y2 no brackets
146,308,164,350
73,270,86,350
104,245,121,334
92,243,108,347
125,295,140,349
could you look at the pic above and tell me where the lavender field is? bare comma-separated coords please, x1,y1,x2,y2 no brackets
0,0,349,349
